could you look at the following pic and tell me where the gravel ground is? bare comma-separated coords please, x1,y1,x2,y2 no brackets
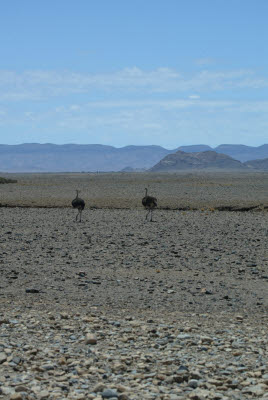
0,308,267,400
0,208,267,314
0,173,267,399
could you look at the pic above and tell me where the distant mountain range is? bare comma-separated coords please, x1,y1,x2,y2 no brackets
179,144,268,162
0,143,267,172
0,144,173,172
244,158,268,170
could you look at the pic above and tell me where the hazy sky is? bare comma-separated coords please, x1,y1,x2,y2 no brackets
0,0,268,148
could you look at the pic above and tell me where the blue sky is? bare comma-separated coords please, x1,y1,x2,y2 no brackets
0,0,268,148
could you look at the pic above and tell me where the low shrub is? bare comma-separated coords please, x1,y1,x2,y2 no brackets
0,177,17,184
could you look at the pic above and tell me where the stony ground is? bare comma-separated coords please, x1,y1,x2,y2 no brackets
0,209,267,314
0,173,267,399
0,308,267,400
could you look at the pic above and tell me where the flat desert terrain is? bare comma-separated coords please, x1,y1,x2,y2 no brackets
0,172,267,400
0,171,268,209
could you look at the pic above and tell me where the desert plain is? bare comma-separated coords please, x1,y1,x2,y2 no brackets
0,171,267,400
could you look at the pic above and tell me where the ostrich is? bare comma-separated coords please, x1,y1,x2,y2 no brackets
72,190,85,222
142,188,157,222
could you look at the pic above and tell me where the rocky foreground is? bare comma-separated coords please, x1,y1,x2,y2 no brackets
0,308,267,400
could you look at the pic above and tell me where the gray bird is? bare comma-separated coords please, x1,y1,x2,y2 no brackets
142,188,157,222
72,190,85,222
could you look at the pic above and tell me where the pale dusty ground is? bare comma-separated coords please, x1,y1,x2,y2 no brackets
0,171,267,209
0,173,267,399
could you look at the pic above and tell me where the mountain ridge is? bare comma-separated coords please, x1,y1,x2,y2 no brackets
0,143,267,172
244,158,268,171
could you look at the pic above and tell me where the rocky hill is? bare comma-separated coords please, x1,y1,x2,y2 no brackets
244,157,268,170
150,150,246,171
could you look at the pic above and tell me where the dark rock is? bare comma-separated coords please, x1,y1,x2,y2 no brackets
25,288,40,293
102,389,118,398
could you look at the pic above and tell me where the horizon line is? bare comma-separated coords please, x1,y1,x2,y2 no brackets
0,142,267,149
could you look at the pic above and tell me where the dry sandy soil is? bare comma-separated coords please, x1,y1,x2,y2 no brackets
0,171,267,209
0,172,267,399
